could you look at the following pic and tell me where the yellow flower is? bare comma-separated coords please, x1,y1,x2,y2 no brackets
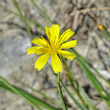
27,24,77,73
99,24,104,30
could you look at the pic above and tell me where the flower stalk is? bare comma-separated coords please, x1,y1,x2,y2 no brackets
56,72,67,110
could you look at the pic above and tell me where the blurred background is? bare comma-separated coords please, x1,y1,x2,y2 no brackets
0,0,110,110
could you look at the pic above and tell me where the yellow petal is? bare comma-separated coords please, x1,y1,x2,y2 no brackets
58,50,76,60
51,53,62,73
46,26,51,40
31,37,48,47
35,53,50,71
46,24,60,45
52,24,60,44
59,29,75,45
60,40,77,49
27,46,45,55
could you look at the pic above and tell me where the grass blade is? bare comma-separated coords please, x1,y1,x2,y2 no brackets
61,81,88,110
68,49,110,106
0,77,57,110
31,0,53,25
0,5,45,32
61,56,97,110
69,49,110,87
13,0,34,39
16,79,63,109
0,77,42,110
79,86,98,110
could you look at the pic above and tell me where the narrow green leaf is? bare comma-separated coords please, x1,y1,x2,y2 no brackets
61,81,88,110
0,5,45,32
31,0,53,25
79,87,98,110
61,55,97,110
0,77,42,110
13,0,34,39
16,79,63,109
0,77,57,110
68,49,110,106
69,49,110,87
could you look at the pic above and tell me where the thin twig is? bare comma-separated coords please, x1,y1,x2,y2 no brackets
70,7,110,16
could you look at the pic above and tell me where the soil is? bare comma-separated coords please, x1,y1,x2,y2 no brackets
0,0,110,110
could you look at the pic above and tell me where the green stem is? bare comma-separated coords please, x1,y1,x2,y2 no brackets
56,72,67,110
61,57,88,109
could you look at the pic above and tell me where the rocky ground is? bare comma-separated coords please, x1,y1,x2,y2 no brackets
0,0,110,110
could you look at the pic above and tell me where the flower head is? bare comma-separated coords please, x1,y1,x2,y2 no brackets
27,24,77,73
99,24,104,30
